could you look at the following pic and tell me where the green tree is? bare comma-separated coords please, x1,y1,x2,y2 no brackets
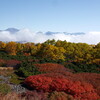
93,42,100,58
17,61,41,77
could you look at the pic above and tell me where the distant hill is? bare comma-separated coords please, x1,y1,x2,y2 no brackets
0,28,19,33
45,31,85,35
5,28,19,33
0,28,85,36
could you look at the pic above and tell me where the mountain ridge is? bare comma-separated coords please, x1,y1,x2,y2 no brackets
0,28,85,36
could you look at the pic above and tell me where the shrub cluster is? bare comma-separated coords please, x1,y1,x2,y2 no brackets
24,74,100,100
17,61,42,77
34,63,66,73
0,59,21,67
65,62,100,73
0,59,6,67
6,60,21,67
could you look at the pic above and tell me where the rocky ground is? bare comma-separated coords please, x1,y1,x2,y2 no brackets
0,75,27,93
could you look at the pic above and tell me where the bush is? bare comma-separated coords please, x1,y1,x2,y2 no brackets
34,63,66,73
73,73,100,96
24,74,100,100
65,62,100,73
0,83,11,94
0,59,6,67
6,59,21,67
17,61,42,77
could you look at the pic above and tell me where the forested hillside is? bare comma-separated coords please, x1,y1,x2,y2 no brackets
0,40,100,62
0,40,100,100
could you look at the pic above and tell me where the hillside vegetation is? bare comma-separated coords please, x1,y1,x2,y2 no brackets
0,40,100,100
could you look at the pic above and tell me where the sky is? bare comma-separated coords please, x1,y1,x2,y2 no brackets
0,0,100,32
0,0,100,44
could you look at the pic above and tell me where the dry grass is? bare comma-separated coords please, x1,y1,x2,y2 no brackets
0,93,25,100
0,91,49,100
0,67,14,70
0,70,14,76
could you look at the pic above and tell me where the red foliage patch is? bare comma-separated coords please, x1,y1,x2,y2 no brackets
73,73,100,96
34,63,70,73
6,60,21,67
46,71,100,97
24,53,30,56
0,59,6,66
25,74,100,100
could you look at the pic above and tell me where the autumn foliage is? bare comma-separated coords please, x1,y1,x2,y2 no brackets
0,40,100,63
0,59,21,67
0,40,100,100
6,60,21,67
24,74,100,100
34,63,67,73
0,59,6,66
5,42,17,55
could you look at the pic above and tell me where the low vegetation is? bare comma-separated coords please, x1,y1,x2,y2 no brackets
0,84,11,94
0,40,100,100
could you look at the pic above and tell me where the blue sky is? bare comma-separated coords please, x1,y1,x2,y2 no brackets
0,0,100,32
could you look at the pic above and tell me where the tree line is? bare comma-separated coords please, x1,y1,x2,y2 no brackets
0,39,100,64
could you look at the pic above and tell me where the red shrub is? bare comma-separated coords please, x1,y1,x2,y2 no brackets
34,63,68,73
0,59,6,66
6,60,21,67
25,75,52,91
73,73,100,96
24,53,31,56
77,92,100,100
51,71,100,97
24,74,100,100
50,78,71,91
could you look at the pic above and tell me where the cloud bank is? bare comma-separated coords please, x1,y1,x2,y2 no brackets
0,28,100,44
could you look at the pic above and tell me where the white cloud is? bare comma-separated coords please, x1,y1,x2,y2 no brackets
70,31,100,44
0,29,100,44
0,31,17,41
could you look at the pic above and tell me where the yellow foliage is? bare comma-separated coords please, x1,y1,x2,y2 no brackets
92,59,100,65
40,44,66,61
0,41,6,49
5,42,17,55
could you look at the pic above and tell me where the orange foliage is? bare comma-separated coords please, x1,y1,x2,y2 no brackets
24,53,31,56
5,42,17,55
92,59,100,65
